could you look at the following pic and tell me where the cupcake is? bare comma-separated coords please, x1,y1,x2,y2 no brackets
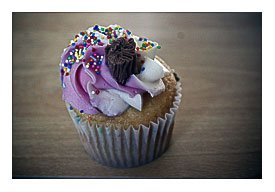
59,24,182,168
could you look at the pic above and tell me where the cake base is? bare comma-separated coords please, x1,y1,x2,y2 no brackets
65,81,182,168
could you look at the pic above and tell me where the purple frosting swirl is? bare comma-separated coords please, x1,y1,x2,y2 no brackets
60,43,146,115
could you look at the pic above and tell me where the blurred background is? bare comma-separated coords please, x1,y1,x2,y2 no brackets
13,13,261,178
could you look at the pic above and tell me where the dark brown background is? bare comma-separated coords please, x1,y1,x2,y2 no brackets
12,13,262,178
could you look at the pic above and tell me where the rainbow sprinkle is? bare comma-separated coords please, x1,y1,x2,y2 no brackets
136,37,160,51
92,24,132,42
85,51,104,75
68,24,132,49
136,53,145,65
75,116,81,124
61,24,161,90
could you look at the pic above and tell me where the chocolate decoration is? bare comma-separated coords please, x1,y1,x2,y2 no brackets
105,37,141,85
173,72,180,81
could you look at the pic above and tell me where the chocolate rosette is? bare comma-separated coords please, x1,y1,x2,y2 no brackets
105,37,141,85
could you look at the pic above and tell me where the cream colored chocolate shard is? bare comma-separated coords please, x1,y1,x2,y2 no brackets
138,56,164,82
107,89,143,111
154,58,170,76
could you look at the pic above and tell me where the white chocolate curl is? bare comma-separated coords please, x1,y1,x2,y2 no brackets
107,89,143,111
138,56,164,82
132,56,170,97
87,81,129,116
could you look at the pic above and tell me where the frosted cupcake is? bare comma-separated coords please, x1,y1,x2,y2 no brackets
59,24,182,168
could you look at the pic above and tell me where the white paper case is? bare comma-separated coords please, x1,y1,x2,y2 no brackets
66,82,182,168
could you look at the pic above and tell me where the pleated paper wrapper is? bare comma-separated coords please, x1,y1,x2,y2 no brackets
65,82,182,168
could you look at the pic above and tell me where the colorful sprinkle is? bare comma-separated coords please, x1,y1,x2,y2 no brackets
93,25,99,31
75,116,81,123
62,25,156,87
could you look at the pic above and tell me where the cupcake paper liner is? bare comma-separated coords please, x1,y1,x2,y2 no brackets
65,82,182,168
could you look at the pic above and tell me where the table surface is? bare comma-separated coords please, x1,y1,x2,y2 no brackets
12,13,262,178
